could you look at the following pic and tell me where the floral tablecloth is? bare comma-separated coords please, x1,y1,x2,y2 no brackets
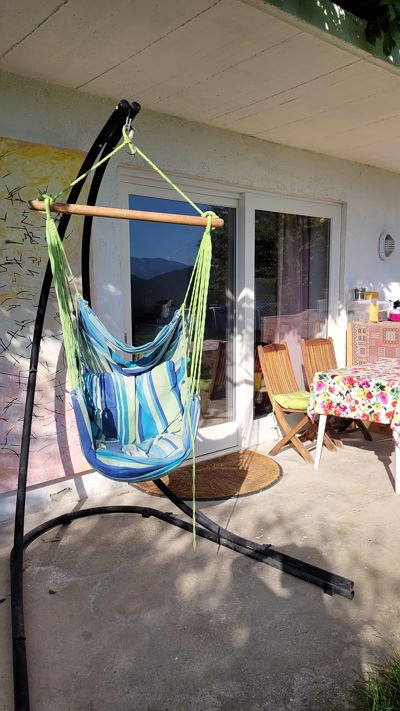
308,358,400,440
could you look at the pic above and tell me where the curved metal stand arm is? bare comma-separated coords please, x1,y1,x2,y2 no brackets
81,102,140,302
155,481,354,599
11,100,140,711
16,501,354,604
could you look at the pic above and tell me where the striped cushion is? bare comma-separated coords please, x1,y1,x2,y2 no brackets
84,371,136,445
135,360,184,442
78,300,184,374
122,433,184,460
84,360,184,448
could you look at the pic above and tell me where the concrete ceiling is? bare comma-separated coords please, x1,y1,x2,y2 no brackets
3,0,400,173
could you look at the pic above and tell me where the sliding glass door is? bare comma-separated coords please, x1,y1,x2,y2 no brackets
119,179,341,454
239,194,342,444
127,191,238,455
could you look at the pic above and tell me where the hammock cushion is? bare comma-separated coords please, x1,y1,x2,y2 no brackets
72,345,200,483
122,434,185,460
135,360,184,441
84,360,184,446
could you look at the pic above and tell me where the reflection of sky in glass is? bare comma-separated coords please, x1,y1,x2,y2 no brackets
129,195,210,265
128,195,235,426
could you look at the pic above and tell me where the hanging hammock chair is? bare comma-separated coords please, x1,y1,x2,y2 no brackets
72,303,199,483
41,125,216,485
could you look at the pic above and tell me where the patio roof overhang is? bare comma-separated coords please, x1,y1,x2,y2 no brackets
3,0,400,174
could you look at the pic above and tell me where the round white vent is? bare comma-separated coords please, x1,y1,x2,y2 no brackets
378,232,395,261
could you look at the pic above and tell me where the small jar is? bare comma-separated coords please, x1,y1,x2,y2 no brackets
369,299,379,322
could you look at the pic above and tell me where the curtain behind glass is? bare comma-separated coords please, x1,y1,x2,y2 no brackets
254,211,330,418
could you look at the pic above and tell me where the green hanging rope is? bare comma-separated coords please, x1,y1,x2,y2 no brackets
43,196,81,390
180,211,214,545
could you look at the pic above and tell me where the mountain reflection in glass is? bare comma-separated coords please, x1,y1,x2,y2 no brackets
129,195,235,427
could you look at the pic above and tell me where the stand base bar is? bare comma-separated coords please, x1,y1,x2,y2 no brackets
155,480,353,598
11,500,354,710
16,504,355,599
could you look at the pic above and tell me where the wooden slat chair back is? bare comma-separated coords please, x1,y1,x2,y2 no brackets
301,337,337,387
260,343,301,401
300,337,372,442
201,340,226,416
257,343,313,463
209,340,226,400
254,347,263,393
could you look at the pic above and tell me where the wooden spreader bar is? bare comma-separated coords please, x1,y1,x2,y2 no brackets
28,200,224,228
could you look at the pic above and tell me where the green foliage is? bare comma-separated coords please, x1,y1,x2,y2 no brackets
364,0,400,56
338,0,400,55
349,652,400,710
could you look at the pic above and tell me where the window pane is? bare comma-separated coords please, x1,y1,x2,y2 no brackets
254,211,330,418
129,195,235,427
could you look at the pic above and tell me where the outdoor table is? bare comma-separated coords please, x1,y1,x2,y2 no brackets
309,357,400,493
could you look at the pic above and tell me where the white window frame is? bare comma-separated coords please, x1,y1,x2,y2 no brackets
117,164,343,453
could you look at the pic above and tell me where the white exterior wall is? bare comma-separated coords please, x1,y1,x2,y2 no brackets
2,71,400,462
2,71,400,332
0,74,400,456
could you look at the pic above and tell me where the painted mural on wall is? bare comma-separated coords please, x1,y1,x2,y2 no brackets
0,137,90,493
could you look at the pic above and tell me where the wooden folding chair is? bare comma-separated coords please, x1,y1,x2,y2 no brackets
300,337,372,441
257,343,334,463
201,340,226,415
209,340,226,401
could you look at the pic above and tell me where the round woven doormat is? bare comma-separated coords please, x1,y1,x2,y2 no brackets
135,449,281,501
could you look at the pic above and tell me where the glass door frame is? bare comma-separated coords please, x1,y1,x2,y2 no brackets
117,166,343,454
239,192,343,448
118,166,241,457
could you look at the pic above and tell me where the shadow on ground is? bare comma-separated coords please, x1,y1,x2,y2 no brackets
0,508,387,709
2,432,400,710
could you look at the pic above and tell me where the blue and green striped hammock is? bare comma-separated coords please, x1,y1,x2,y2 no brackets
72,300,200,483
42,127,217,495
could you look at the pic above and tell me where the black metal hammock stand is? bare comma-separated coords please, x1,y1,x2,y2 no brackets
10,99,355,711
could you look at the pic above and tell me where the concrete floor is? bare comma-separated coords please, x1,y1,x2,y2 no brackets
1,430,400,710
